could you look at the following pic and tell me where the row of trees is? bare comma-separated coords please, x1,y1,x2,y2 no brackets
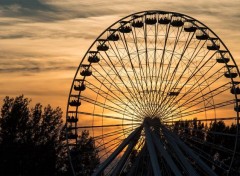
173,118,240,175
1,95,239,175
0,95,99,175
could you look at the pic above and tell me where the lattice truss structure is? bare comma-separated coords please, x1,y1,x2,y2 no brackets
66,11,240,176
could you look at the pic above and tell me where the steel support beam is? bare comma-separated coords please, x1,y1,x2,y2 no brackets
163,126,218,176
127,145,146,176
152,132,182,176
162,129,199,176
92,125,143,176
144,124,162,176
111,129,141,175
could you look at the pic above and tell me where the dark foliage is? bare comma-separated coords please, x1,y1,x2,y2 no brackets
67,130,100,176
173,119,240,175
0,95,64,175
0,95,100,176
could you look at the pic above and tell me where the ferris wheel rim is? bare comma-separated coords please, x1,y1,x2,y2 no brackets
66,10,240,176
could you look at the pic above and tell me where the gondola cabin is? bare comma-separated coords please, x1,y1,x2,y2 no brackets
107,29,119,41
224,72,238,78
68,132,78,139
69,99,81,107
145,17,157,25
196,29,209,40
132,20,144,28
216,51,230,63
67,115,78,123
207,38,220,50
80,64,92,76
171,16,184,27
88,51,100,63
231,86,240,94
74,83,86,91
184,21,197,32
158,13,171,24
119,21,132,33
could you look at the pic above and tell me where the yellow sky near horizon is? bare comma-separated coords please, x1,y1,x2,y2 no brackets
0,0,240,117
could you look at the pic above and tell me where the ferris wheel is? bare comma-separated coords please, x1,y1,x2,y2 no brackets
66,10,240,175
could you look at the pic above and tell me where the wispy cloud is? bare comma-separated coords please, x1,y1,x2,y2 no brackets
0,0,58,21
0,0,239,74
0,0,239,109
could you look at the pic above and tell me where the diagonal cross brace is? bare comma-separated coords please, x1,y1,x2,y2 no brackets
152,132,183,176
163,125,218,176
92,125,143,176
161,127,199,176
144,123,162,176
111,128,141,175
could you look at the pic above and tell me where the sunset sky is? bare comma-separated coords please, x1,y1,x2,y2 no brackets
0,0,240,115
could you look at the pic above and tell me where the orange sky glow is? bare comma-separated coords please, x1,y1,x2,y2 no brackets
0,0,240,118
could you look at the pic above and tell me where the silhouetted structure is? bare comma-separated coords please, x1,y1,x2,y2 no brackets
66,10,240,175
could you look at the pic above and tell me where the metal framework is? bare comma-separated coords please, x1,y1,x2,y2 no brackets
66,10,240,175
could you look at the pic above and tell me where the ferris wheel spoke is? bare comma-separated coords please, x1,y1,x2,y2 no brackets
164,99,235,120
80,96,141,119
116,36,144,100
74,110,140,122
131,27,152,111
96,130,134,159
165,65,225,115
144,24,159,107
167,38,209,91
98,140,122,159
109,36,143,95
93,125,138,141
91,63,144,115
149,22,159,107
162,72,226,117
120,30,155,113
154,31,202,112
71,123,141,129
157,28,183,105
165,100,234,119
161,28,184,94
179,64,223,101
96,56,140,104
144,23,149,95
104,42,147,110
120,31,144,94
97,131,130,150
161,59,223,116
179,82,230,110
140,24,153,111
156,15,174,88
154,31,195,107
132,27,147,92
161,31,195,92
85,79,143,117
85,79,127,106
168,40,209,88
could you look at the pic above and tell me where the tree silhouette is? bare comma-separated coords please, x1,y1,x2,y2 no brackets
0,95,64,175
67,130,100,176
172,119,240,174
0,95,100,175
